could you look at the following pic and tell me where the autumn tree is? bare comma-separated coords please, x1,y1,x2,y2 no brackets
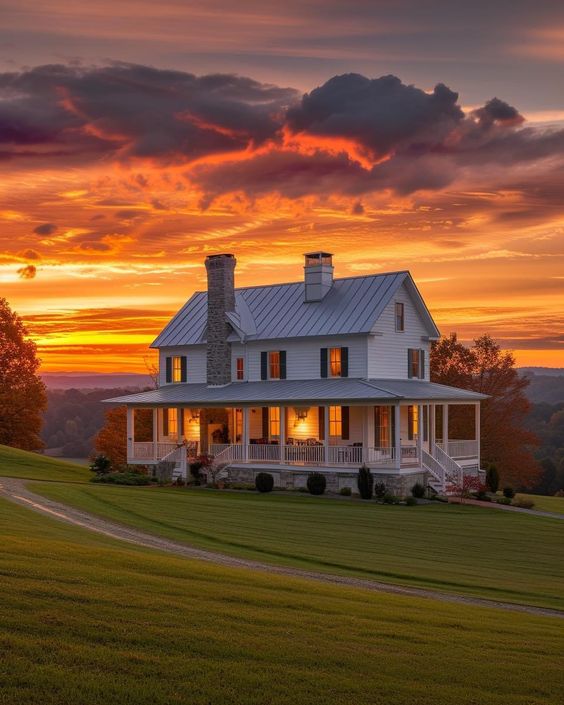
95,406,153,470
0,298,47,450
431,333,540,488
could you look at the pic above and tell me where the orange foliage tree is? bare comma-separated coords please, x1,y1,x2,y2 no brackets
431,333,540,488
95,406,153,470
0,298,47,450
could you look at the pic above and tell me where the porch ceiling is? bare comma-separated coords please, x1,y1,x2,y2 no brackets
104,378,487,407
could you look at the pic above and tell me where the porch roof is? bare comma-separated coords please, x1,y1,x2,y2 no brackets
104,378,487,407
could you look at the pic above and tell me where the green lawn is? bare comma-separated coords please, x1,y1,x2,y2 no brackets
32,482,564,610
0,444,89,482
0,496,562,705
516,493,564,515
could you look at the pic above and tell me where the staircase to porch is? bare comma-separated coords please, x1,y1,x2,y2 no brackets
421,444,469,494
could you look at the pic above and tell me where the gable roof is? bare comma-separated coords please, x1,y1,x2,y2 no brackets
151,270,440,348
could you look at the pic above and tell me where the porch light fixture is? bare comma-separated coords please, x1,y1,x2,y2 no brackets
190,409,201,422
294,407,309,421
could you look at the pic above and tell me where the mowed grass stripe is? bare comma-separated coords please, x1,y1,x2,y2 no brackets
0,445,89,483
0,497,562,705
32,482,564,609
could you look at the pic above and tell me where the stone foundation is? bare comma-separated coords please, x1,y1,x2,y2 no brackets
227,466,428,498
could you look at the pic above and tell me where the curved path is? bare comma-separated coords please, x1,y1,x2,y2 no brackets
1,477,561,619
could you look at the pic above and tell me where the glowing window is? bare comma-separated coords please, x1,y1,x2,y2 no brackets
236,357,244,381
168,408,178,436
329,406,342,437
329,347,342,377
269,351,281,379
269,407,280,437
172,356,182,383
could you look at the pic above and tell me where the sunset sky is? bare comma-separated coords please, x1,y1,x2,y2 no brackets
1,0,563,372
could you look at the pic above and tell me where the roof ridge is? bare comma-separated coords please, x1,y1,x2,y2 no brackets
189,270,409,296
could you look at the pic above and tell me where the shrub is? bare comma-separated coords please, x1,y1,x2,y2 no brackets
357,464,374,500
411,482,425,499
255,472,274,493
405,496,417,506
189,461,203,483
339,486,352,496
496,497,512,505
227,482,255,490
513,497,535,509
503,486,515,499
485,464,499,493
382,493,400,505
89,454,111,474
91,472,151,485
374,481,387,499
307,472,326,495
475,484,489,501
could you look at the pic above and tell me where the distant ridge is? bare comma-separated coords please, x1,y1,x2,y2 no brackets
519,367,564,377
42,372,154,390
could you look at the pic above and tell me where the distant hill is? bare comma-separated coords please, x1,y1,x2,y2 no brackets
519,368,564,404
42,372,154,390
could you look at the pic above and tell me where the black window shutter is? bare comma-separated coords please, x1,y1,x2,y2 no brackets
419,349,425,379
423,405,428,442
180,356,187,383
318,407,325,441
320,348,328,378
279,351,287,379
407,349,413,379
262,407,269,438
341,347,349,377
391,406,396,447
261,352,268,380
166,357,172,384
163,409,169,436
408,406,414,440
178,408,184,438
341,406,350,440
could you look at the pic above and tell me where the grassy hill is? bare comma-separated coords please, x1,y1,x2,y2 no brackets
0,445,90,482
1,495,562,705
33,482,564,610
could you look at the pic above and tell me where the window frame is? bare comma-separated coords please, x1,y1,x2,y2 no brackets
268,351,281,380
269,407,280,438
409,348,420,379
329,405,342,437
168,408,178,437
236,356,244,381
395,302,405,332
172,356,182,383
329,347,342,377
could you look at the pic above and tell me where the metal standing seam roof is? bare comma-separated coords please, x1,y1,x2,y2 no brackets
151,271,429,347
104,378,487,406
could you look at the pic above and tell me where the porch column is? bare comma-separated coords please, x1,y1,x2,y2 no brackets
475,402,481,466
177,406,183,443
279,406,286,464
394,404,401,470
429,403,435,451
416,404,423,462
442,403,449,448
242,407,250,462
323,405,330,464
152,408,158,461
126,406,133,460
364,406,374,464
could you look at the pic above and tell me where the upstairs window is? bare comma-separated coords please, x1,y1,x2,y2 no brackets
395,302,405,332
261,351,287,380
407,349,425,379
236,357,244,381
166,355,186,384
321,347,349,378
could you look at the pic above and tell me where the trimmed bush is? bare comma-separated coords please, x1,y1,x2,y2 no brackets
255,472,274,493
89,454,111,474
357,464,374,500
382,493,400,505
339,486,352,496
405,496,418,506
496,497,512,505
411,482,425,499
374,481,387,499
485,464,499,493
503,486,515,499
91,472,151,485
307,472,326,496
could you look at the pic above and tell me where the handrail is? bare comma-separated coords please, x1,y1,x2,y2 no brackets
432,443,464,486
421,449,445,488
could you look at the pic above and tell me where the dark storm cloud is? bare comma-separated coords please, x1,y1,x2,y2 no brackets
33,222,57,235
286,73,464,158
0,63,298,162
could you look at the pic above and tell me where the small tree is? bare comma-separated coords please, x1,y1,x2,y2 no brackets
485,463,499,493
411,482,425,498
307,472,326,495
374,481,387,499
357,464,374,500
503,486,515,499
90,454,111,475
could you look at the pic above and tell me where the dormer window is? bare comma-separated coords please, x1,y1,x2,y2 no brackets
260,351,287,380
236,357,244,381
172,356,182,383
395,302,405,332
165,355,187,384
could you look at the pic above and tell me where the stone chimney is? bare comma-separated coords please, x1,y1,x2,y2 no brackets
304,252,334,302
205,253,236,386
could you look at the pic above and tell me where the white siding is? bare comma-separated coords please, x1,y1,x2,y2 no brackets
367,283,430,380
238,336,367,382
159,345,206,385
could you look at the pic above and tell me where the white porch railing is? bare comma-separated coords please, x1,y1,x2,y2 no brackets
209,444,397,467
421,449,445,490
437,440,478,458
432,443,464,487
132,442,177,460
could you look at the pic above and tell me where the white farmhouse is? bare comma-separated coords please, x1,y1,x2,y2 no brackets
108,252,485,495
